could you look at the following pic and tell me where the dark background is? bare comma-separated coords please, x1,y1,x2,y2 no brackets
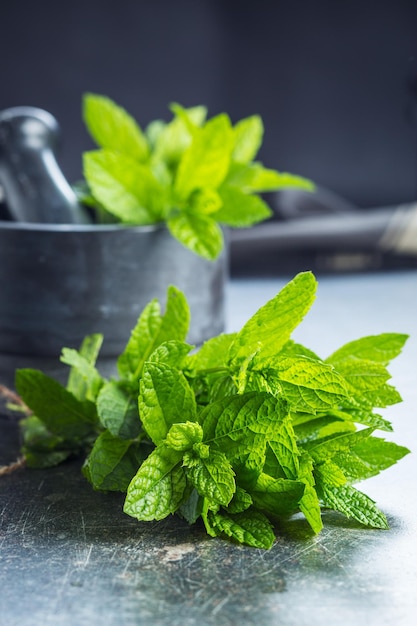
1,0,417,210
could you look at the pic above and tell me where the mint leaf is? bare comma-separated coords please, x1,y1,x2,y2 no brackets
165,421,203,452
139,362,197,445
83,93,149,161
306,428,375,464
232,115,263,163
184,448,236,507
65,334,103,401
16,369,97,440
226,162,314,193
97,380,140,439
152,105,207,167
117,286,190,380
264,356,349,413
186,333,236,373
327,333,409,366
20,415,71,468
214,184,272,227
331,357,391,393
206,508,275,549
167,212,224,260
250,473,304,516
226,487,253,514
83,150,167,223
123,444,186,521
83,431,145,492
318,484,389,529
175,114,234,198
228,272,317,367
60,347,103,402
297,452,323,533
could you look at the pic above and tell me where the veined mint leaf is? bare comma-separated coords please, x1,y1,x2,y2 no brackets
318,484,389,529
83,150,167,224
117,286,190,380
139,362,197,445
83,93,149,161
165,421,203,452
123,444,186,521
16,369,97,440
214,184,272,227
250,473,304,516
228,272,317,368
65,334,103,401
206,508,275,549
226,487,253,514
232,115,263,163
83,431,146,492
60,347,103,402
225,162,314,193
183,448,236,507
293,414,356,445
167,212,223,260
314,459,347,488
178,489,204,524
331,357,391,393
146,340,193,369
331,436,410,484
174,114,234,198
306,427,375,464
264,356,350,413
326,333,409,366
97,380,140,439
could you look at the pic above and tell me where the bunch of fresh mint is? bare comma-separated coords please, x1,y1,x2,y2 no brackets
15,272,409,549
78,93,313,259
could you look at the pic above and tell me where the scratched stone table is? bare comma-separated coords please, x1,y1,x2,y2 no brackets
1,270,417,626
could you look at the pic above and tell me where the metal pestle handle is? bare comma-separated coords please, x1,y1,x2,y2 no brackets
0,106,90,224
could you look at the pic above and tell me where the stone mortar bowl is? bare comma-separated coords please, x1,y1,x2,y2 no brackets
0,221,227,387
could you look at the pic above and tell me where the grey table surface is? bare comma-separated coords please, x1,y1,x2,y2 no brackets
1,269,417,626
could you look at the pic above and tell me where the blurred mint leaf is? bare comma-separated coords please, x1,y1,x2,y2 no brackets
167,212,224,260
215,184,272,226
232,115,263,163
83,93,149,161
65,334,103,402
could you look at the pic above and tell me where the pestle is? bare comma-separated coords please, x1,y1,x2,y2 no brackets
0,106,90,224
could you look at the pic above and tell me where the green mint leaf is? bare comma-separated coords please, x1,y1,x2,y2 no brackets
184,448,236,507
186,333,236,373
178,489,204,524
225,487,253,514
20,415,71,468
306,427,375,464
152,105,207,166
60,347,103,402
97,380,140,440
139,362,197,445
331,436,410,484
123,444,186,521
293,414,356,445
83,93,149,161
65,334,103,401
214,184,272,227
165,421,203,452
318,484,389,529
232,115,263,163
264,356,350,413
250,473,305,517
83,431,145,492
326,333,409,366
15,369,97,440
146,340,193,369
167,212,223,260
228,272,317,368
314,459,348,488
207,508,275,549
117,286,190,380
331,357,391,393
297,452,323,533
226,162,314,193
265,415,300,480
188,187,222,215
83,150,167,223
174,114,234,198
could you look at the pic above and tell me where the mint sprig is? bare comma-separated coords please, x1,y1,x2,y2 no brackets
80,94,314,260
15,272,410,548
